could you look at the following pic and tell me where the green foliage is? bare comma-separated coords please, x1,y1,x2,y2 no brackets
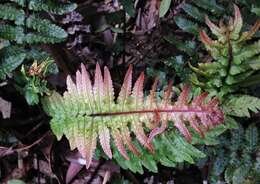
10,0,76,14
223,95,260,117
174,0,225,36
174,16,199,36
190,5,260,98
252,5,260,16
161,35,196,83
0,46,26,79
159,0,171,18
120,0,135,17
198,124,260,184
0,25,24,43
164,36,197,57
113,122,236,174
28,0,77,15
25,14,67,42
0,4,25,25
163,1,228,86
162,55,191,81
0,0,76,104
15,58,58,105
113,130,206,174
42,63,224,170
0,1,73,44
170,4,260,183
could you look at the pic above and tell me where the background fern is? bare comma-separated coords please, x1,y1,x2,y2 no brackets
197,123,260,184
164,3,260,183
0,0,76,104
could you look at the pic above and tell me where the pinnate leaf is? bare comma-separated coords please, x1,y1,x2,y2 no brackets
42,63,224,167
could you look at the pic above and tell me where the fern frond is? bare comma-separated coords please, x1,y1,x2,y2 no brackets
232,165,250,184
0,25,24,44
113,130,206,173
0,20,66,44
26,14,67,40
24,33,63,44
181,3,204,22
191,5,260,97
42,63,224,168
223,95,260,117
10,0,26,7
245,124,258,152
0,46,26,79
28,0,77,15
9,0,77,14
174,16,199,36
174,0,224,38
0,4,25,25
192,0,224,16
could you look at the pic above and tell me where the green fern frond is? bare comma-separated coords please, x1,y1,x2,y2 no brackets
0,46,26,79
0,1,71,106
225,166,236,184
245,124,258,152
0,4,25,25
234,40,260,64
232,165,250,184
202,121,260,183
247,55,260,70
0,1,73,45
0,19,67,44
252,5,260,16
25,48,50,61
0,25,24,43
254,156,260,173
223,95,260,117
181,3,205,22
10,0,26,7
28,0,77,15
113,130,206,174
0,39,10,50
9,0,77,14
174,16,199,36
192,0,224,16
191,5,260,98
175,0,225,37
169,0,225,70
164,36,196,56
26,15,67,40
114,122,234,173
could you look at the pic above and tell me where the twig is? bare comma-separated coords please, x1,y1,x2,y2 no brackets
15,131,50,152
23,120,45,138
102,171,110,184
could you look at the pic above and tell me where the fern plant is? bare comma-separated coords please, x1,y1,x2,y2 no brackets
162,0,227,83
174,0,225,37
0,0,76,105
42,63,224,168
171,4,260,183
0,1,76,43
197,123,260,184
0,0,76,80
14,58,58,105
190,5,260,98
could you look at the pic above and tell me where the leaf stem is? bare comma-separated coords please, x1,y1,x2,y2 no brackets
89,108,209,117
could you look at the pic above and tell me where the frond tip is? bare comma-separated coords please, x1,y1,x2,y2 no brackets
42,63,224,168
